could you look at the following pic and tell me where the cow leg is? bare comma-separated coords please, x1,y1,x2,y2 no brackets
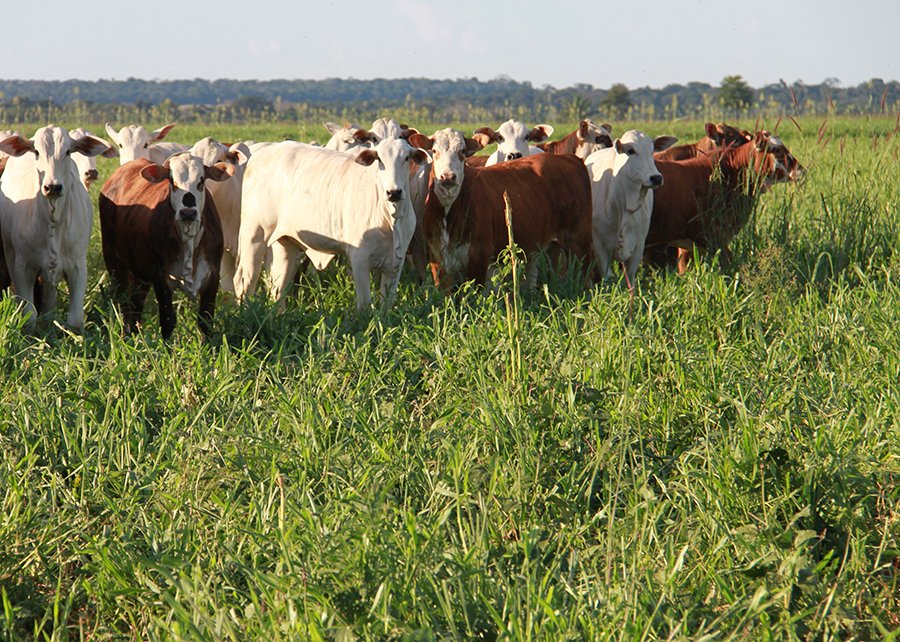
525,258,539,290
38,276,58,316
267,238,301,310
219,252,236,295
348,253,372,310
153,277,177,341
64,262,88,330
676,247,691,274
10,260,39,325
123,281,150,335
233,224,267,299
197,276,218,339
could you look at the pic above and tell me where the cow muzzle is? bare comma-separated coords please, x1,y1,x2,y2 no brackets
505,152,523,161
179,208,199,222
386,188,403,203
647,174,663,188
84,169,99,184
42,183,63,199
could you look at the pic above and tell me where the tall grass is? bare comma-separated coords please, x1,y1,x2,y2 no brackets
0,116,897,641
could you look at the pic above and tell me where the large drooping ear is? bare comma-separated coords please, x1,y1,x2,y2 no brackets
140,163,170,184
407,133,434,151
226,142,251,165
105,123,122,145
600,123,613,134
150,123,177,143
472,127,499,145
0,134,35,157
526,124,553,143
410,148,432,165
102,144,120,159
614,138,624,154
355,149,379,166
754,131,770,152
353,128,377,143
464,136,484,157
578,120,592,140
323,121,342,135
399,125,420,140
704,122,720,142
206,162,235,182
653,135,678,152
71,134,111,158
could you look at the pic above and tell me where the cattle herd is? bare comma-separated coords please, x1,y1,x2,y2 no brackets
0,117,804,338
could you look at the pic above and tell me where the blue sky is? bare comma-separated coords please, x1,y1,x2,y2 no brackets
2,0,896,89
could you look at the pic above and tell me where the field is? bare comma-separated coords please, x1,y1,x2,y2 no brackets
0,116,898,641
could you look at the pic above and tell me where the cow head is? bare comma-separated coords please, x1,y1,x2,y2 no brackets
613,130,678,211
190,136,231,166
105,122,177,164
409,128,483,209
323,121,375,152
473,119,553,162
576,120,614,158
367,117,421,144
69,127,118,190
753,131,805,188
0,125,110,203
354,138,432,216
700,122,753,152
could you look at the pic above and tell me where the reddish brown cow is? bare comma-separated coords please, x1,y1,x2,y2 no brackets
537,119,613,158
654,122,752,161
412,129,594,289
646,131,804,272
99,155,231,339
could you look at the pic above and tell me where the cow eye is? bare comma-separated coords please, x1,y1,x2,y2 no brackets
143,143,149,149
497,136,504,143
626,148,636,156
65,150,72,156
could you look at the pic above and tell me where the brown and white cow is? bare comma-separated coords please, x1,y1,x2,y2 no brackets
410,128,594,290
654,122,752,161
99,154,232,339
647,131,804,272
538,119,614,159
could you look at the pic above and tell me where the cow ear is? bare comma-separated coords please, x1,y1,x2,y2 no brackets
471,132,493,149
704,122,720,141
400,125,420,140
754,131,769,151
464,136,484,157
601,123,613,134
323,122,341,135
71,135,112,158
140,163,170,184
206,162,235,182
578,120,592,140
105,122,121,145
653,136,678,152
226,142,251,165
473,127,499,143
355,149,379,167
614,138,624,154
353,128,376,143
410,148,432,166
102,144,120,159
527,124,554,143
150,123,177,143
0,134,35,158
407,133,433,150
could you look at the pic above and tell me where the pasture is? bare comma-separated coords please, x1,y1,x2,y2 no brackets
0,116,898,641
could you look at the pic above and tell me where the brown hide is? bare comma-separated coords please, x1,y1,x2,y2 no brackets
99,158,224,339
647,142,773,270
424,153,593,288
655,122,752,161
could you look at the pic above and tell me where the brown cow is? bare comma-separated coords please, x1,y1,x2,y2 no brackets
99,154,232,339
654,122,752,161
538,119,613,158
410,128,594,290
647,131,804,272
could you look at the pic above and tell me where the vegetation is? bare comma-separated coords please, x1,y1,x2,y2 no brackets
719,75,755,113
0,115,898,641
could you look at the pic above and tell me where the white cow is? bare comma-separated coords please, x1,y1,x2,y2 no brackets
0,126,110,328
105,122,189,165
322,122,374,152
234,138,431,309
189,136,253,292
585,130,677,288
69,128,119,190
473,119,553,166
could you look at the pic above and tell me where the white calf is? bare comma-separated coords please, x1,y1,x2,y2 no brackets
234,138,431,309
0,126,110,328
585,130,677,288
473,119,553,166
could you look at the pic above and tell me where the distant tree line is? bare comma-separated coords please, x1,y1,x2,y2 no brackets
0,75,897,125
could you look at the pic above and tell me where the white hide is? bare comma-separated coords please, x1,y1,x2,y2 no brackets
0,126,110,327
234,138,431,309
573,120,614,159
69,128,118,190
584,130,677,287
477,119,552,166
105,122,186,165
322,121,371,152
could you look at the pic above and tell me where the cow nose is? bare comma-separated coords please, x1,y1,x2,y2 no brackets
506,152,522,161
179,209,199,221
386,189,403,203
85,169,99,182
43,183,63,199
649,174,663,187
439,172,457,185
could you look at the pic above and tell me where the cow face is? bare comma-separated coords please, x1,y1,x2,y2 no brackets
69,128,118,190
613,130,678,210
323,121,376,152
473,119,553,162
409,129,483,209
0,125,110,203
576,120,614,159
754,131,805,187
190,136,230,166
106,122,177,164
354,138,431,216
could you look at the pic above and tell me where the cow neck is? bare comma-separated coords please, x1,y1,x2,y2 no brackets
539,130,577,155
715,142,770,196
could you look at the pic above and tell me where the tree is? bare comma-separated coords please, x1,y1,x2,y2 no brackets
600,83,631,119
719,75,754,111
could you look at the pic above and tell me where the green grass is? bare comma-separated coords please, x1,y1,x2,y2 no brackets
0,116,898,641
